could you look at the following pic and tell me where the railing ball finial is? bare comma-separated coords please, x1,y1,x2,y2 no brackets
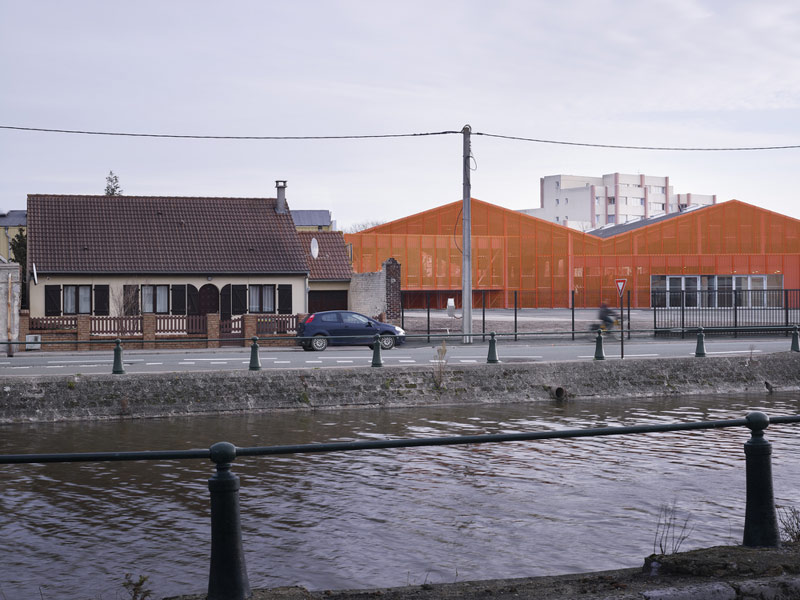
487,331,500,364
694,327,706,358
791,326,799,352
742,411,780,548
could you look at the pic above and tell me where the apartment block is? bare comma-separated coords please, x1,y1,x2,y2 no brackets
520,173,716,230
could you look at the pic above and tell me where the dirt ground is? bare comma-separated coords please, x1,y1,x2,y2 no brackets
166,543,800,600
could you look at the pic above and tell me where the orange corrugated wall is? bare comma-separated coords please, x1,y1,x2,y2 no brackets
345,199,800,308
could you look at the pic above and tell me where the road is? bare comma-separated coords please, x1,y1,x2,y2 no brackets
1,335,794,376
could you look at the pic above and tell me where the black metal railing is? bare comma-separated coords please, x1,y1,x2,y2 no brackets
2,412,798,600
653,289,800,336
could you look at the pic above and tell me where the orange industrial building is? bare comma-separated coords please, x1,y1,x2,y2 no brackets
345,199,800,309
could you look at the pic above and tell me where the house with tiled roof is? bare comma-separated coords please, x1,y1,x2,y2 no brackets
298,230,352,312
1,209,26,262
26,183,310,320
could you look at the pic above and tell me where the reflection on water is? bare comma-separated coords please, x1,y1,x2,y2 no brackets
1,393,799,599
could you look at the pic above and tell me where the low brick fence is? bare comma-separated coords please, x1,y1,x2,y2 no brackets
18,311,296,352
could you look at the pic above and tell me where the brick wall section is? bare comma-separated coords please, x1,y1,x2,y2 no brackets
348,256,402,322
142,315,156,350
243,314,257,344
77,315,91,349
384,258,401,322
206,314,220,348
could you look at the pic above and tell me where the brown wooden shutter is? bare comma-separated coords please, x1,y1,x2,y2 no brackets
94,285,110,316
45,285,61,316
278,284,292,314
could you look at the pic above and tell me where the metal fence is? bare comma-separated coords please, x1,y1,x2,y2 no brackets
653,289,800,335
2,412,798,599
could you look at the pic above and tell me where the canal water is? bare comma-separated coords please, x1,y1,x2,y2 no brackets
2,392,800,600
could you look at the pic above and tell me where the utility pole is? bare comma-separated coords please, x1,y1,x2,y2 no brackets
462,125,473,344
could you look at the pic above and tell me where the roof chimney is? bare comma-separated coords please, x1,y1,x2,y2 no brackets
275,180,287,214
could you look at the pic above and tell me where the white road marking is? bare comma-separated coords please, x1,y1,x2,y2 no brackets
45,365,64,368
209,361,228,365
179,362,195,365
146,362,163,365
274,360,290,364
306,360,323,364
399,360,416,363
459,359,478,363
336,360,354,364
705,350,763,355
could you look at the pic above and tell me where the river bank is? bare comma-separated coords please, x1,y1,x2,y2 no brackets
1,352,799,423
164,543,800,600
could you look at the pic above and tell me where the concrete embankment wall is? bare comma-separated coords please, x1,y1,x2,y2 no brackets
2,353,799,423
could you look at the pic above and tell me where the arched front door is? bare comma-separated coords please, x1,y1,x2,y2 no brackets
198,284,219,315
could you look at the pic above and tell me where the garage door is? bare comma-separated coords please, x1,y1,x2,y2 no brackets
308,290,348,313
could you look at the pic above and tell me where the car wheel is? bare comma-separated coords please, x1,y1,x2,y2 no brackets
379,334,395,350
311,335,328,351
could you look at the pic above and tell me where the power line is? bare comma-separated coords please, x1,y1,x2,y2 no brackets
474,131,800,151
2,124,798,151
0,125,459,140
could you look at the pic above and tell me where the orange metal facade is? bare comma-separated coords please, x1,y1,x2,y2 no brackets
345,199,800,308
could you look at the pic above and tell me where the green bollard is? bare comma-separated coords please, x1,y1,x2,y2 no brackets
487,331,500,364
112,338,125,374
593,331,605,360
792,326,799,353
371,334,383,367
695,327,707,358
249,337,262,371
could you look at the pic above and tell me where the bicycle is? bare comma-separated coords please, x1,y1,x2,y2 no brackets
589,318,620,339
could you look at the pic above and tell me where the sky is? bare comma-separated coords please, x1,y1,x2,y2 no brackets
2,0,800,230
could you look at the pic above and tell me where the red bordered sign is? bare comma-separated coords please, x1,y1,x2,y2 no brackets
615,279,626,297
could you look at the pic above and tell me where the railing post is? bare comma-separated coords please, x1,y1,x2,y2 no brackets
571,290,575,341
371,334,383,367
593,331,605,360
742,412,780,548
248,337,261,371
208,442,251,600
791,325,799,352
514,290,518,342
112,339,125,375
694,327,706,358
487,332,499,364
426,292,431,344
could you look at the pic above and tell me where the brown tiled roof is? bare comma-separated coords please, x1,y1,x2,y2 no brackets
27,195,309,274
298,231,352,281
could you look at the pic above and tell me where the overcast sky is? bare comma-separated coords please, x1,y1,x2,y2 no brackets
2,0,799,229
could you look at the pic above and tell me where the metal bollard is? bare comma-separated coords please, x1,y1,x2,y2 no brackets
112,339,125,374
593,331,605,360
694,327,706,358
487,332,500,364
742,412,780,547
792,326,799,352
207,442,252,600
371,334,383,367
248,337,261,371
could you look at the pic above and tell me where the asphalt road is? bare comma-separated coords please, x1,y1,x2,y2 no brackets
1,335,795,376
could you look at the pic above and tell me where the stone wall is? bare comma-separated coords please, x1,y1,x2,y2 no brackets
349,258,401,322
1,353,798,423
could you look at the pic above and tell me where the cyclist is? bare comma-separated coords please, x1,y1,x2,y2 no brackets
598,300,618,331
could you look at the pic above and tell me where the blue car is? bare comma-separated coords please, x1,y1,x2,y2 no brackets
296,310,406,351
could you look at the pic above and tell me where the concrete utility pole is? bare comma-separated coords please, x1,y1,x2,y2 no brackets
462,125,473,343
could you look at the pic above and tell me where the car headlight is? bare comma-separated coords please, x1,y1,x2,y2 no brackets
394,326,405,335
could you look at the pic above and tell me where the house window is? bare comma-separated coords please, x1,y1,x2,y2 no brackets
142,285,169,313
64,285,92,314
608,215,616,224
608,197,616,205
249,284,276,313
555,198,560,206
123,285,140,315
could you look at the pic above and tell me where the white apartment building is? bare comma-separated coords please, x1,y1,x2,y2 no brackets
520,173,717,231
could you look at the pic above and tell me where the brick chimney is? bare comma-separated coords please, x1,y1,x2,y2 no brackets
275,180,287,214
